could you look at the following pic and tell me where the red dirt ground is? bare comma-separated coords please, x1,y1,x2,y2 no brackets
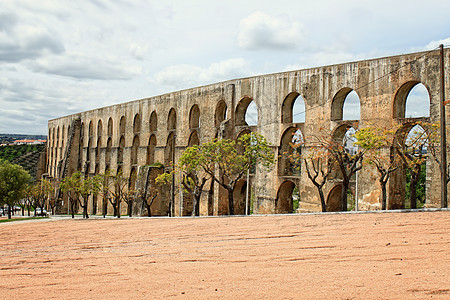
0,211,449,299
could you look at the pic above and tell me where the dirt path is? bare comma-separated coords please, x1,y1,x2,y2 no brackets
0,211,449,299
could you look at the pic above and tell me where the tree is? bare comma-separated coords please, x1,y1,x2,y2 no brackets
310,128,365,211
28,179,53,216
0,159,31,219
291,145,333,212
177,133,274,215
60,172,102,218
423,122,450,186
354,126,401,210
101,170,129,218
394,124,428,209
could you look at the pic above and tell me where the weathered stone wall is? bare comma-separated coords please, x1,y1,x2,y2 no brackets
47,49,450,216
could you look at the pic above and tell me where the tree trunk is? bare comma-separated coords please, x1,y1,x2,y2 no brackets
227,188,234,215
410,171,419,209
71,201,75,218
7,205,12,219
340,179,350,211
127,202,132,217
381,180,387,210
146,203,152,217
318,189,327,212
193,195,200,217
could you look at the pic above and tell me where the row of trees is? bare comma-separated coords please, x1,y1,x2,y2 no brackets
0,159,55,219
292,122,447,212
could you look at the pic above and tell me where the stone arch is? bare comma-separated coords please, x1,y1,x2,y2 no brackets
105,137,112,165
61,125,65,150
95,137,101,163
188,130,199,147
393,81,430,119
215,100,227,127
107,117,113,136
130,167,137,191
165,132,175,167
149,111,157,132
278,127,303,176
233,179,249,215
119,116,126,136
167,108,177,131
281,92,306,123
236,97,258,126
276,180,297,213
88,120,94,137
189,104,200,129
133,113,141,134
97,119,103,137
326,185,342,212
389,122,429,209
331,88,361,121
131,135,140,165
147,134,157,165
117,136,125,164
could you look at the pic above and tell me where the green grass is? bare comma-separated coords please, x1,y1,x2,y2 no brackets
0,217,48,223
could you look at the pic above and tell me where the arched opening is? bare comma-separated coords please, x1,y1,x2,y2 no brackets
107,117,113,137
278,128,303,176
215,100,227,127
389,123,429,209
147,134,156,165
131,135,140,165
331,88,361,121
61,125,65,150
130,167,137,191
326,185,342,212
189,104,200,129
281,92,306,123
105,137,112,165
119,116,126,136
236,97,258,126
233,179,249,215
87,138,92,163
95,137,101,163
97,119,103,138
133,113,141,134
393,81,430,119
188,130,200,147
165,132,175,167
149,111,157,132
88,120,93,137
117,136,125,164
276,181,298,213
167,108,177,131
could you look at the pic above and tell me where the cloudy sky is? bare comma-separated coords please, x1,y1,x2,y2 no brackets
1,0,449,135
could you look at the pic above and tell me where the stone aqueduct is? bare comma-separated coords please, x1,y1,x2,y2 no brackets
46,49,450,216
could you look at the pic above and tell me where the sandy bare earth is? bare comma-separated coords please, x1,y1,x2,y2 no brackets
0,211,449,299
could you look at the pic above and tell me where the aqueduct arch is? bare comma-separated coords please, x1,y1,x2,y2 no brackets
48,49,449,216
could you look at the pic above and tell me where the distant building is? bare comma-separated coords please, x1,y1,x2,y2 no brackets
13,139,46,145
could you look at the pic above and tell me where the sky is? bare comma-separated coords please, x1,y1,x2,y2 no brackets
1,0,450,135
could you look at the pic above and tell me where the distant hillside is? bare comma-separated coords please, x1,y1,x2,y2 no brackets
0,133,47,144
0,144,46,179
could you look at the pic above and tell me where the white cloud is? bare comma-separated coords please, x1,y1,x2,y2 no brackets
424,37,450,50
237,11,306,50
28,54,141,80
154,58,252,90
0,12,64,63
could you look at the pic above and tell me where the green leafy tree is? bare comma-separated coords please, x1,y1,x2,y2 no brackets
394,124,428,209
0,159,31,219
354,126,401,210
173,133,274,215
100,170,129,218
60,172,102,218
